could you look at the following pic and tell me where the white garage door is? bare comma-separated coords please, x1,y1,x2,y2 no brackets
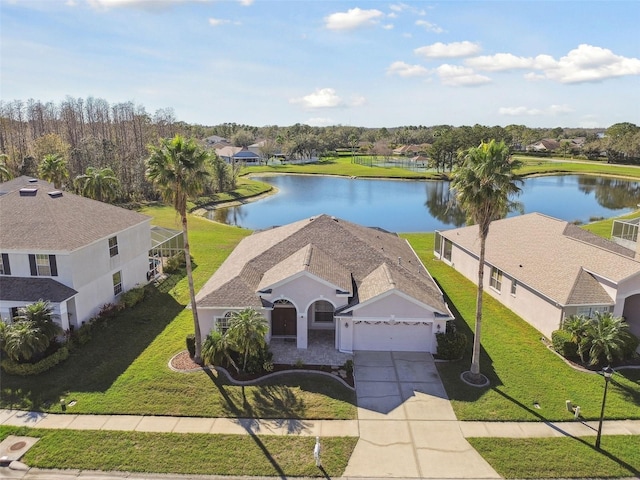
352,322,433,352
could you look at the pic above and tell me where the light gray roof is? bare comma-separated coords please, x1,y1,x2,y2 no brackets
0,178,150,252
439,212,640,306
196,214,449,314
0,276,77,303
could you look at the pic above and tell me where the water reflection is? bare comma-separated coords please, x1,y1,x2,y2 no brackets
208,174,640,232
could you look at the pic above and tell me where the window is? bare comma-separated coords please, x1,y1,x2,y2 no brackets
314,301,334,323
443,239,453,262
489,267,503,291
29,254,57,276
215,311,234,334
0,253,10,275
112,271,123,295
511,279,517,296
108,236,119,257
577,306,611,317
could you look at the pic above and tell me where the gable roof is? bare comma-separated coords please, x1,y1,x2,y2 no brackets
439,212,640,306
196,214,449,314
0,178,150,252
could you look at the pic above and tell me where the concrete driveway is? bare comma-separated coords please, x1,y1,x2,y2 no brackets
343,351,500,479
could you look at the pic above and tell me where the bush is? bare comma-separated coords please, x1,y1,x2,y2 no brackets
120,286,145,308
186,334,196,358
343,359,354,375
99,302,124,319
621,332,640,361
1,346,69,376
552,329,578,359
165,251,189,274
241,343,273,374
436,327,467,360
68,322,93,350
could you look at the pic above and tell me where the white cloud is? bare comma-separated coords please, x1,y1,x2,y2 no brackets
389,3,408,12
324,8,384,30
87,0,210,9
349,95,367,107
238,0,253,5
290,88,344,108
436,64,491,86
382,24,394,30
415,41,481,59
467,44,640,84
208,17,229,26
498,104,573,116
386,61,429,77
415,20,443,34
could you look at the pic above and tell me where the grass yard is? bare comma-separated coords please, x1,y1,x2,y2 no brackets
0,426,357,477
468,435,640,478
0,207,356,419
403,233,640,422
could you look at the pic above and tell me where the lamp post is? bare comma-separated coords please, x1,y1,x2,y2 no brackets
595,365,614,450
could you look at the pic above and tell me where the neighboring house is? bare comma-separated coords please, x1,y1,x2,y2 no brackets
611,217,639,253
204,135,231,146
527,139,561,152
195,214,453,353
248,140,285,163
0,177,152,331
434,213,640,339
392,144,430,156
215,146,261,164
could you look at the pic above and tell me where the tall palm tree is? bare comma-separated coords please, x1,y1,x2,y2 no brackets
450,140,523,384
75,166,120,202
225,308,268,373
0,153,13,182
146,134,209,363
38,153,69,189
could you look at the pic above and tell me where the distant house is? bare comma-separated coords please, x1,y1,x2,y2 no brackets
435,213,640,339
392,144,430,156
204,135,231,146
0,177,152,331
215,146,261,164
527,139,561,152
195,214,453,353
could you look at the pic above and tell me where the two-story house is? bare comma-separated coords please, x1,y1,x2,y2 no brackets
0,177,152,331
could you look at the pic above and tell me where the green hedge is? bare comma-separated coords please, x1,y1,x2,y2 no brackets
1,346,69,376
551,330,578,359
436,329,468,360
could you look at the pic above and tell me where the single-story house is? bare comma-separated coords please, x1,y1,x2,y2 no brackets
0,177,153,330
434,213,640,339
194,214,454,353
527,139,561,152
215,146,261,164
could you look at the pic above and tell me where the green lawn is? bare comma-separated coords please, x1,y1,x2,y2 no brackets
468,435,640,478
0,426,357,477
0,207,356,419
403,233,640,422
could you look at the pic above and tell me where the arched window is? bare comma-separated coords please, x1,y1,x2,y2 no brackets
314,300,334,323
215,311,234,334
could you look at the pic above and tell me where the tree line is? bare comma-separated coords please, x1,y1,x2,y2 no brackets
1,96,638,202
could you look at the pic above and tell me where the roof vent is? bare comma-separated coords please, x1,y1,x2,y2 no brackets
48,190,63,198
331,216,338,222
19,187,38,196
28,178,38,183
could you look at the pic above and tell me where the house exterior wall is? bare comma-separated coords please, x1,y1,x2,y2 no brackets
0,220,151,328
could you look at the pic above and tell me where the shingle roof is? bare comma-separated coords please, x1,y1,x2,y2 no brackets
439,213,640,305
196,214,449,313
0,178,150,252
0,276,77,303
566,269,614,306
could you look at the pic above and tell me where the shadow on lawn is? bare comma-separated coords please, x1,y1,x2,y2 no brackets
1,280,184,410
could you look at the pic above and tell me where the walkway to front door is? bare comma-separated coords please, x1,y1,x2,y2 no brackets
270,330,352,366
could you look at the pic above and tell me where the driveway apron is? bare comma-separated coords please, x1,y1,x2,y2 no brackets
343,351,500,479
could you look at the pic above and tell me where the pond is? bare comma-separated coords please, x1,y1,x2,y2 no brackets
207,174,640,232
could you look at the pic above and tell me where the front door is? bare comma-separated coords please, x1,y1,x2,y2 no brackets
272,305,297,336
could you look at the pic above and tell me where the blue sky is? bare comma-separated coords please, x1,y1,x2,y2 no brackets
2,0,639,128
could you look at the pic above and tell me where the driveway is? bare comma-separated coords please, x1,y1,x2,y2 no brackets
343,351,500,479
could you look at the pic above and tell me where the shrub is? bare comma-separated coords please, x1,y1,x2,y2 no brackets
241,343,273,374
621,332,640,360
436,328,468,360
120,286,145,308
186,334,196,358
1,346,69,376
99,302,124,319
343,359,354,375
552,329,578,359
165,251,189,273
70,322,93,349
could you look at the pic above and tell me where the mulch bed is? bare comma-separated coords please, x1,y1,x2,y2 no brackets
170,350,354,387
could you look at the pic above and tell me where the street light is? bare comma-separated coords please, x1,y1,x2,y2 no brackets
595,365,614,450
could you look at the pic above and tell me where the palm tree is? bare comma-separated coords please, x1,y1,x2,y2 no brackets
225,308,269,373
581,311,632,366
0,153,13,182
75,166,120,202
38,153,69,189
450,140,523,384
202,330,239,373
4,300,62,362
146,134,209,363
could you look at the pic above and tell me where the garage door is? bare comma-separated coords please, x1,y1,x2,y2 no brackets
352,321,433,352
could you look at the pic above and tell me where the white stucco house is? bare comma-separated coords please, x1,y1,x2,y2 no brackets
0,177,152,331
194,214,454,353
434,213,640,339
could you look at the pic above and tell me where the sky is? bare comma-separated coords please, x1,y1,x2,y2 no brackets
1,0,639,129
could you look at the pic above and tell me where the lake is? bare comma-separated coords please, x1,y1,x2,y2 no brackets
207,174,640,232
